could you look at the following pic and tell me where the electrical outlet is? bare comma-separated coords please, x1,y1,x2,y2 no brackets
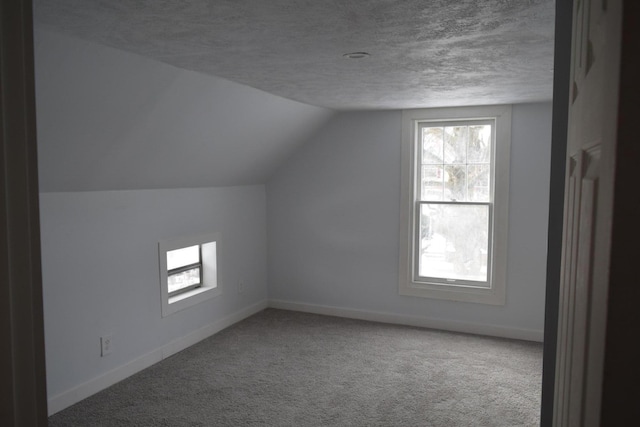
100,334,113,357
238,280,245,294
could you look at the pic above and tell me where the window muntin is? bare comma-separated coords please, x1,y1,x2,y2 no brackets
166,245,202,296
415,120,494,288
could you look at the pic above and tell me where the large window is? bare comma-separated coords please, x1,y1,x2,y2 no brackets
159,232,221,317
399,106,511,305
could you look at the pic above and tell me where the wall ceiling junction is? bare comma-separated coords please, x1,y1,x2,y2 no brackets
33,0,555,110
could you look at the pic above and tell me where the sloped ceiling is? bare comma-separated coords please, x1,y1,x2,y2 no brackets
33,0,555,110
34,30,333,192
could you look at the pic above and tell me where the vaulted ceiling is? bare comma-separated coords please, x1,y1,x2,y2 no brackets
33,0,555,110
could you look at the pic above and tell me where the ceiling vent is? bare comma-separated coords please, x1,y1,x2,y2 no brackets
342,52,370,59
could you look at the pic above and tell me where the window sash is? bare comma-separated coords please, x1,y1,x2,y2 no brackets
167,246,203,297
166,244,200,270
417,119,494,204
412,201,493,289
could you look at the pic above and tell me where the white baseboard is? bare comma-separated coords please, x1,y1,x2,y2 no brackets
47,299,268,416
268,299,544,343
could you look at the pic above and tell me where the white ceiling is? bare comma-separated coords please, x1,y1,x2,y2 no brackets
33,0,555,110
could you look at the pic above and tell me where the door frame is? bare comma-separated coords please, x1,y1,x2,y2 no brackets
0,0,48,425
541,0,574,425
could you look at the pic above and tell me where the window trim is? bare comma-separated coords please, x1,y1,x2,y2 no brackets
158,232,222,317
399,105,511,305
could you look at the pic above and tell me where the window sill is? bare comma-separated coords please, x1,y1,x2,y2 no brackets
168,285,217,304
399,280,505,305
164,284,221,317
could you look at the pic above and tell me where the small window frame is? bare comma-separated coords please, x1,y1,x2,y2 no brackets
159,232,222,317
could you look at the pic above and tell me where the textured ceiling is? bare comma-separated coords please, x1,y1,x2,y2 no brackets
33,0,555,110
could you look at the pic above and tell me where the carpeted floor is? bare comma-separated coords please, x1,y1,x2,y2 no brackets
48,309,543,426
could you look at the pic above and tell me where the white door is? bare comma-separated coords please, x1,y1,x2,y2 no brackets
553,0,622,425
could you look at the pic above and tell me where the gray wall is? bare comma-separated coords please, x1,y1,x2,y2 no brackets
34,30,278,402
40,186,267,398
267,103,552,335
34,29,333,192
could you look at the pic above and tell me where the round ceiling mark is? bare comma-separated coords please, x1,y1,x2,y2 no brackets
343,52,370,59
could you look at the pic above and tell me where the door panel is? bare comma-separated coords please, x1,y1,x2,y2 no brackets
553,0,621,425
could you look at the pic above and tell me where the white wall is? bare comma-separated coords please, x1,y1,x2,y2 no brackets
267,103,552,339
40,186,267,405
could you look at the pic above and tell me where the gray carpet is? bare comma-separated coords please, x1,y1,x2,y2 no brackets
48,309,542,426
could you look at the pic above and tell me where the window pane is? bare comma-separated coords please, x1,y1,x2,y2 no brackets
418,203,489,284
467,125,492,163
168,267,201,294
422,127,443,164
421,165,444,201
444,165,466,201
444,126,467,164
467,164,490,202
167,245,200,270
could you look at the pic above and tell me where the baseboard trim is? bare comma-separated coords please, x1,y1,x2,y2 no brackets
47,299,268,416
268,299,544,342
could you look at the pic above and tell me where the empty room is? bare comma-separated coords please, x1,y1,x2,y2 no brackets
21,0,561,425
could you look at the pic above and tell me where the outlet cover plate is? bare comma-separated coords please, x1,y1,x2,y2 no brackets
101,334,113,357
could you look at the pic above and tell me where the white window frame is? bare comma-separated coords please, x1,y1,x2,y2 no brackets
399,105,511,305
158,232,221,317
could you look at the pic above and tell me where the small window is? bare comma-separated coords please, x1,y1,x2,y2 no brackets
399,105,511,305
167,245,202,296
159,232,221,317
